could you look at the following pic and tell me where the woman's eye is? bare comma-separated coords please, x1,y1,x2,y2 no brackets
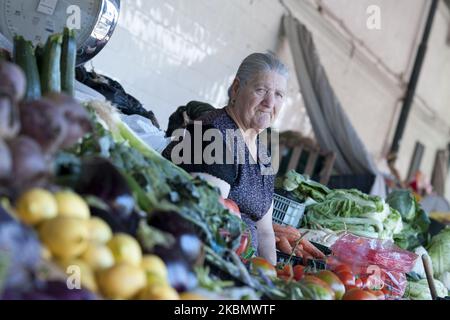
276,92,284,99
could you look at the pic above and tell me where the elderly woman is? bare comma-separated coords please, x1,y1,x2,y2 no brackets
163,53,288,265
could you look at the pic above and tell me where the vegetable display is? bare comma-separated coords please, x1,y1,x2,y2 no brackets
427,228,450,286
278,171,403,240
387,190,430,250
1,29,446,301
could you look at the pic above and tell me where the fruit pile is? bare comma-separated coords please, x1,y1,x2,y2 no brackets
248,255,388,300
13,188,180,300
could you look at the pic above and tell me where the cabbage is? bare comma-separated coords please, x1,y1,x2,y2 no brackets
410,246,429,279
387,190,416,222
388,190,430,250
304,192,403,240
439,272,450,291
404,279,448,300
428,228,450,279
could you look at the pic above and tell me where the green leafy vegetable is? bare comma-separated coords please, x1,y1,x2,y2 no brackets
404,278,448,300
60,101,244,252
304,190,402,240
276,170,330,202
428,227,450,280
387,190,430,250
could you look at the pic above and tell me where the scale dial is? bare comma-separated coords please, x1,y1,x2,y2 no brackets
0,0,120,65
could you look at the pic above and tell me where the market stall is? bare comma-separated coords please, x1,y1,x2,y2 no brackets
0,1,449,302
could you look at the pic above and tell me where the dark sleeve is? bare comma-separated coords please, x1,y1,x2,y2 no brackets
162,123,238,186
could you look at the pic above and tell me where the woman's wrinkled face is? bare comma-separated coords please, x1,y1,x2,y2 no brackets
232,71,287,132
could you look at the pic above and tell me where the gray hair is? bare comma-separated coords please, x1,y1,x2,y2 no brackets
228,52,289,99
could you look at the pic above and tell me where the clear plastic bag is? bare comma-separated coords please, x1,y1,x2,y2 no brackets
329,233,418,299
331,234,418,273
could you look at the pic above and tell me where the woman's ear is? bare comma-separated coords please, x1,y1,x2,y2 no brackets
230,78,240,100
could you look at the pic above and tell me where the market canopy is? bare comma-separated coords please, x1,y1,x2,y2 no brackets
282,14,386,197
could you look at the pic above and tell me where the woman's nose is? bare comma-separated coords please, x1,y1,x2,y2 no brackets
262,91,275,108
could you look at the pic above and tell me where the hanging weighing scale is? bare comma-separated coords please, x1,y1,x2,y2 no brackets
0,0,120,65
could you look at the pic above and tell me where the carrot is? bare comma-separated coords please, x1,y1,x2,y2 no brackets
294,247,304,258
277,236,294,255
285,225,301,238
275,231,301,244
300,238,326,259
302,252,314,263
273,224,301,239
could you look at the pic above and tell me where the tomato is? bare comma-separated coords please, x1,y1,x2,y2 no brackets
219,198,241,218
325,256,341,268
365,289,385,300
276,264,293,279
278,275,293,282
335,271,356,288
235,233,248,256
333,264,353,274
342,288,377,300
315,270,346,300
293,265,305,281
344,285,359,292
250,257,277,278
300,276,336,300
355,278,364,289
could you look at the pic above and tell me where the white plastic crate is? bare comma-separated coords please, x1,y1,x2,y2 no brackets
272,193,305,228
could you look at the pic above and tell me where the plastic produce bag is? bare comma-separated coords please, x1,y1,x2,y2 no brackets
331,234,418,273
330,233,418,299
120,114,171,153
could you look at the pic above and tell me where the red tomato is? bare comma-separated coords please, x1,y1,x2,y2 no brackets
250,257,277,278
345,285,359,292
365,289,385,300
342,288,377,300
336,271,356,287
235,233,248,256
222,198,240,216
355,278,364,289
293,265,305,281
278,275,293,282
333,264,353,274
315,270,346,300
326,257,341,268
276,264,294,279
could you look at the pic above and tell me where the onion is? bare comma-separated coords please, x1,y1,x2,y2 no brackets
0,96,20,139
45,93,93,148
0,60,26,102
0,139,12,181
19,99,68,154
7,136,49,194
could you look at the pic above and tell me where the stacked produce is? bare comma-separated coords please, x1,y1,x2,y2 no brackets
0,30,91,199
277,171,403,240
1,31,296,301
273,223,326,261
0,31,205,300
426,228,450,291
387,190,430,250
274,171,450,300
10,188,179,299
2,28,447,300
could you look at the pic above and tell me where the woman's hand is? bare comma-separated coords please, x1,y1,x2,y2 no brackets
256,202,276,265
